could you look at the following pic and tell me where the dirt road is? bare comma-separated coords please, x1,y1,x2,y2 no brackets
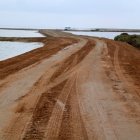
0,31,140,140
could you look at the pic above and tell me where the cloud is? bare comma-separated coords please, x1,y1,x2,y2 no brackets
0,0,140,28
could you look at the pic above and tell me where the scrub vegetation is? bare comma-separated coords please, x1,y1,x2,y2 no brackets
114,33,140,49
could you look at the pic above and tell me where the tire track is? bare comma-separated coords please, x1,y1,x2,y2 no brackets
43,76,76,140
0,35,88,139
0,37,76,80
23,80,67,140
114,45,140,98
19,38,90,140
58,73,88,140
2,67,58,140
75,39,119,140
50,39,94,82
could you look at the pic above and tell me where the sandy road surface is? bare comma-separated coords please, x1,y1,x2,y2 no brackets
0,31,140,140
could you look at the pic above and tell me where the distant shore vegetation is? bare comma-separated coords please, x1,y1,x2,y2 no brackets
114,33,140,49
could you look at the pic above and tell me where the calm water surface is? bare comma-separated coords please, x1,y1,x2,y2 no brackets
0,41,44,61
65,31,140,39
0,29,45,37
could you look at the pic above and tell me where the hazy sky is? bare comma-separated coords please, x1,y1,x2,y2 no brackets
0,0,139,28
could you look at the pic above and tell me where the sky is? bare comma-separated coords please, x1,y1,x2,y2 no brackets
0,0,139,29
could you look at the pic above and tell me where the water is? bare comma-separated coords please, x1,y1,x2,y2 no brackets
65,31,140,39
0,41,44,61
0,29,45,37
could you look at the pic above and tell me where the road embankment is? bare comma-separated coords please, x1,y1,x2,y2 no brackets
0,37,77,80
0,30,140,140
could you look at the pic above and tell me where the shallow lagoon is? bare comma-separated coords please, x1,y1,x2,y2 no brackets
0,29,45,37
65,31,140,39
0,41,44,61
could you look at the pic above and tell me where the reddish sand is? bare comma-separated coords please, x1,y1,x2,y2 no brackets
0,30,140,140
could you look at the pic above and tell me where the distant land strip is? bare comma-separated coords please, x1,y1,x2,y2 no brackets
0,28,140,32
